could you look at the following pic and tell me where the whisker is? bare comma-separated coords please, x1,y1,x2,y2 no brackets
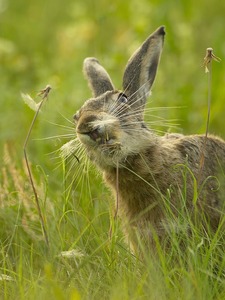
56,112,75,125
60,146,88,195
109,93,149,118
47,121,75,131
115,104,181,119
34,134,75,141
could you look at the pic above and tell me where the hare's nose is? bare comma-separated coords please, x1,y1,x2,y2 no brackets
88,127,102,141
73,112,80,121
77,119,109,143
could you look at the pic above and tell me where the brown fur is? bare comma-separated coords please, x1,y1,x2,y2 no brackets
73,26,225,250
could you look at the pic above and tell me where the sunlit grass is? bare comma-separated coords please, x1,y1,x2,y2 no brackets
1,144,224,300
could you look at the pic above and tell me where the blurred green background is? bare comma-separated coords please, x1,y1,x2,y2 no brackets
1,0,225,168
0,1,225,298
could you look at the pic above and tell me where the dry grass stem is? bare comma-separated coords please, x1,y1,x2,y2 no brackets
198,48,221,182
23,85,52,248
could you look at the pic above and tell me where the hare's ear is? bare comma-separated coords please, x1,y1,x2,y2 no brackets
83,57,114,97
122,26,165,112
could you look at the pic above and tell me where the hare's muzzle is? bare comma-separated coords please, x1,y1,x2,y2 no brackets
78,126,108,143
76,114,119,147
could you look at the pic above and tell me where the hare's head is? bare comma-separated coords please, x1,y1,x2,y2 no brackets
74,26,165,169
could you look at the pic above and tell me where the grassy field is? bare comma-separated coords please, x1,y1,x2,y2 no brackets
1,0,225,299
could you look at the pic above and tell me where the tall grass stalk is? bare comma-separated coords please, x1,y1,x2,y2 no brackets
22,86,51,249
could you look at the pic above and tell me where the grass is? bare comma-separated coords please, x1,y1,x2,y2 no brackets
1,137,225,299
1,0,225,299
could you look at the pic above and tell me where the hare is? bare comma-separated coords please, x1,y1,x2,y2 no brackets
73,26,225,250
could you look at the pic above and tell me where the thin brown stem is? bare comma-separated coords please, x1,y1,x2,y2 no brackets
205,62,212,139
23,86,51,249
198,61,212,183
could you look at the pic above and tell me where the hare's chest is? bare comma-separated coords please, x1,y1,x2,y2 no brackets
103,169,163,220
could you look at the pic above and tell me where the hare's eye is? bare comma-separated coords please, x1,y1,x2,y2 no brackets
118,93,128,104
